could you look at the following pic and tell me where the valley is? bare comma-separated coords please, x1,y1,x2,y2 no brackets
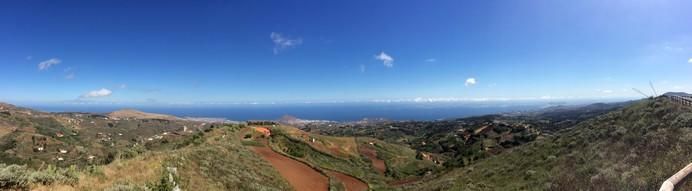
0,96,691,190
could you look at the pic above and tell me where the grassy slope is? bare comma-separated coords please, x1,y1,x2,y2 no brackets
171,126,292,191
268,125,437,190
356,137,436,180
409,98,692,191
23,125,292,191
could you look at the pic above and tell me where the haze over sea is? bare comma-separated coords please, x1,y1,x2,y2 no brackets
19,99,629,121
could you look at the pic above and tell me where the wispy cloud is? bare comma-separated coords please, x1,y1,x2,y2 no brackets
119,84,127,89
425,58,437,63
65,73,75,80
375,52,394,68
688,58,692,64
270,32,302,54
359,64,366,73
63,67,74,79
38,58,61,70
597,89,613,94
465,78,477,86
81,88,112,98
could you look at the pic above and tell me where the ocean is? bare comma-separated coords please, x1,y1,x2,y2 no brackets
18,100,626,122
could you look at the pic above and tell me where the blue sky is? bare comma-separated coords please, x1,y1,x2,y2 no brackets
2,0,692,105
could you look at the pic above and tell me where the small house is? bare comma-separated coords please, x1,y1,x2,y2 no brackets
254,127,271,137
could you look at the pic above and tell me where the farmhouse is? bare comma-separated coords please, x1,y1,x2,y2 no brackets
254,127,271,137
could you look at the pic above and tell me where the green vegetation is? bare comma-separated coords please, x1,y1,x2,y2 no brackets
1,99,689,190
170,126,292,191
410,99,692,191
145,168,179,191
269,128,389,188
0,164,78,189
357,137,436,179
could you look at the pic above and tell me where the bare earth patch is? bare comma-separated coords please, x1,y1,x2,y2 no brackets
359,144,386,175
253,146,329,191
326,170,368,191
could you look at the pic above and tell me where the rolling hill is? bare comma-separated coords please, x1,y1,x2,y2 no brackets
407,98,692,190
1,98,689,190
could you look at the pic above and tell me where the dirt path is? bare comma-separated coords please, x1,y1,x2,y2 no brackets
252,146,329,191
359,145,386,175
326,170,368,191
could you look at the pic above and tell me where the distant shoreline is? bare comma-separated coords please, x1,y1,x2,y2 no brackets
12,100,631,122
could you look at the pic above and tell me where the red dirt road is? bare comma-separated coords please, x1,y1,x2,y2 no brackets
253,146,329,191
359,145,386,175
326,170,368,191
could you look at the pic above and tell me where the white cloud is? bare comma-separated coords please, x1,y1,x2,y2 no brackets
600,89,613,94
465,78,477,86
270,32,302,54
81,88,112,98
65,73,75,80
688,58,692,64
375,52,394,68
38,58,61,70
425,58,437,63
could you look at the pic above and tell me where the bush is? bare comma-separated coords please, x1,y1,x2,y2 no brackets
0,164,30,189
0,164,79,189
146,169,178,191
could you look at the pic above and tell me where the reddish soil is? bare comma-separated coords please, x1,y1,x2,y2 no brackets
253,146,329,191
359,145,386,175
326,170,368,191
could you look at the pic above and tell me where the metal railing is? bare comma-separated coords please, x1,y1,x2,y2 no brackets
666,95,692,106
659,163,692,191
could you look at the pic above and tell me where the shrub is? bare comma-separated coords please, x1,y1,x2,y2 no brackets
146,169,178,191
0,164,30,189
0,164,79,189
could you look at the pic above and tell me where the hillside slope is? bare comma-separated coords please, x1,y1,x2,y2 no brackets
409,98,692,190
108,109,180,121
0,103,291,190
265,125,437,190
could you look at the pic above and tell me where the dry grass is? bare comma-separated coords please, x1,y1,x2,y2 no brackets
32,153,165,191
